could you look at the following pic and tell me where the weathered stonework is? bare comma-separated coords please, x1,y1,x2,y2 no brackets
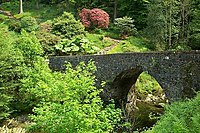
49,51,200,102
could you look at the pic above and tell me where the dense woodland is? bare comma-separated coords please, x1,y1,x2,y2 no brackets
0,0,200,132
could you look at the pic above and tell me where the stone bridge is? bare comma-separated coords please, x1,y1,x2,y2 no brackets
49,51,200,102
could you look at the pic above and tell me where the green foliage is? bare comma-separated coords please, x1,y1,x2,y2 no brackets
36,31,61,55
114,16,137,37
20,16,38,32
135,72,162,95
145,0,167,49
189,1,200,50
118,0,148,30
170,44,192,51
6,14,38,32
12,30,45,112
0,24,24,120
52,12,85,39
15,30,43,62
189,33,200,50
0,14,9,22
28,61,122,133
146,92,200,133
0,1,19,14
0,26,45,118
55,37,100,55
0,22,121,132
6,19,22,32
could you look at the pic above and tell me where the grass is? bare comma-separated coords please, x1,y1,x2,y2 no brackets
85,32,114,49
108,36,151,54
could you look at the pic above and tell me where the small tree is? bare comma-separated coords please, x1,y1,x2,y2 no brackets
114,16,137,37
52,12,85,39
79,8,109,29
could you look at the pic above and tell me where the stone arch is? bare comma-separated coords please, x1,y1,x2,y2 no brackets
107,66,166,103
109,67,168,130
108,66,143,103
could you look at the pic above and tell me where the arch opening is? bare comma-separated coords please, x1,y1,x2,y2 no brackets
109,67,168,131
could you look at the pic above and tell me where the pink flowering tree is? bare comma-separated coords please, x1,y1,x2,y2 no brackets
79,8,109,29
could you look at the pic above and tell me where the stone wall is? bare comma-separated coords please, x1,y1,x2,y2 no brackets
49,51,200,102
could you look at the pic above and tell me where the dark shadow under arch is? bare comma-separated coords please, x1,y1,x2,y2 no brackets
109,66,143,103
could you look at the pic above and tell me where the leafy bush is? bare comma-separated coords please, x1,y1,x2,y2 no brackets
0,27,44,117
20,16,38,32
79,8,109,29
28,61,122,133
6,14,38,32
146,92,200,133
52,12,85,39
36,31,61,55
0,21,122,133
114,16,137,37
6,19,22,32
0,24,24,120
0,14,9,22
189,33,200,50
55,37,100,55
15,30,43,63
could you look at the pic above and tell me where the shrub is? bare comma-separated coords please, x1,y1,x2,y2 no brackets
7,19,22,32
55,37,100,55
28,61,122,133
0,14,9,22
36,31,61,55
15,30,43,63
0,24,24,120
79,8,109,29
13,30,45,112
6,14,38,32
52,12,85,39
114,16,137,37
189,33,200,50
20,16,38,32
146,92,200,133
0,28,44,116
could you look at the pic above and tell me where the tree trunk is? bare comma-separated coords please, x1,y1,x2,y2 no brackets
180,0,191,45
36,0,39,9
19,0,23,14
168,1,172,48
113,0,117,22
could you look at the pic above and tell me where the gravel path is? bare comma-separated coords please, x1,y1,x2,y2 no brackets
97,37,121,54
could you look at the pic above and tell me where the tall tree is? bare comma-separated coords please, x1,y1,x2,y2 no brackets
145,0,166,49
179,0,191,45
118,0,149,30
145,0,193,49
189,0,200,49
